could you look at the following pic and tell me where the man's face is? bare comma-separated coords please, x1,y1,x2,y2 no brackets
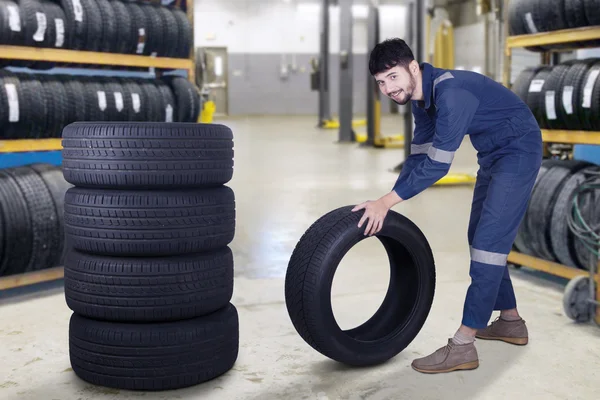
373,64,417,105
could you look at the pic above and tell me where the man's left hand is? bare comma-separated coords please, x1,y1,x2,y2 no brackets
351,191,403,236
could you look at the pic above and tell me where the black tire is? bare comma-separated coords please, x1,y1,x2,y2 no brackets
19,74,47,138
29,163,72,266
139,2,162,56
550,165,600,269
511,66,544,105
123,1,147,55
109,0,132,54
579,61,600,131
543,61,576,130
64,247,234,322
69,303,239,391
155,80,176,122
95,0,117,53
525,67,553,128
163,75,201,122
119,78,146,121
172,7,192,58
63,186,236,257
82,0,101,52
0,169,32,276
60,0,86,50
4,166,60,272
557,60,596,130
527,160,592,262
285,206,436,366
583,0,600,25
513,161,555,255
61,77,87,125
0,0,26,47
157,5,178,58
565,0,589,28
61,122,234,189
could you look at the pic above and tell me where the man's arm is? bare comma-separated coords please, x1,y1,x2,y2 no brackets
393,87,479,201
393,102,436,188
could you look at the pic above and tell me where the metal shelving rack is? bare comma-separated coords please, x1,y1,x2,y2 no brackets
502,2,600,325
0,0,196,292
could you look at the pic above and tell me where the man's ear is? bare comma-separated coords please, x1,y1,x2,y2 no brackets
409,60,419,76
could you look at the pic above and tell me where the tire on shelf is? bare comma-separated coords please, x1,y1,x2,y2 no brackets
564,0,589,29
108,0,133,54
61,122,234,189
542,60,576,130
64,247,234,322
4,166,60,272
63,186,236,257
163,76,202,122
29,163,72,266
0,0,26,48
68,303,239,391
526,160,592,262
579,61,600,131
572,175,600,270
119,78,148,121
18,73,47,138
525,66,553,128
511,66,544,105
513,161,555,255
0,71,24,138
583,0,600,26
60,0,87,50
82,0,102,52
0,169,32,276
95,0,117,53
172,7,193,58
285,206,436,366
549,165,600,269
557,60,596,131
123,0,147,55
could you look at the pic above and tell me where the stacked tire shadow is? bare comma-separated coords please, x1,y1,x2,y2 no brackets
61,121,238,391
0,70,201,139
513,159,600,271
0,0,192,64
512,58,600,131
0,164,71,277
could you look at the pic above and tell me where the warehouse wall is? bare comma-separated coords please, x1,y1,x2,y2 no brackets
193,0,407,116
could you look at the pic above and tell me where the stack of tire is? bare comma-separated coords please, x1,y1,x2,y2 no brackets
61,121,238,391
0,0,192,64
513,158,600,270
0,163,71,277
0,70,201,139
508,0,600,51
512,58,600,131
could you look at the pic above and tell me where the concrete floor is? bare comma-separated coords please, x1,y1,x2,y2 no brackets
1,115,599,400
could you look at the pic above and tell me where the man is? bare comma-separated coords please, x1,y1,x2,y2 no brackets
352,38,542,374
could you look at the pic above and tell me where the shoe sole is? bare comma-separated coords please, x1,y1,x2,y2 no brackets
475,334,528,345
411,360,479,374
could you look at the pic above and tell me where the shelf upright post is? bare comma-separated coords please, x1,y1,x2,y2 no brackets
187,0,196,85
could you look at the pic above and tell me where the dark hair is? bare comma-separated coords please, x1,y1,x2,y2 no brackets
368,38,415,76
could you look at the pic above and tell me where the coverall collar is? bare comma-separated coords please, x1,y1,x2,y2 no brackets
418,62,434,110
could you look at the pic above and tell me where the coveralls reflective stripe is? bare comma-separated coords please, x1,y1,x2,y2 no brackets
393,63,543,329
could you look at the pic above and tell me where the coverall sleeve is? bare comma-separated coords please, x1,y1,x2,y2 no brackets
392,88,479,201
393,103,436,188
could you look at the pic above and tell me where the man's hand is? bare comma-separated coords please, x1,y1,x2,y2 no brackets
351,191,403,236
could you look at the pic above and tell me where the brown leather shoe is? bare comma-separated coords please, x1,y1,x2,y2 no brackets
411,339,479,374
476,317,528,345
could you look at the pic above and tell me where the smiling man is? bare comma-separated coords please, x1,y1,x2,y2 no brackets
351,38,543,374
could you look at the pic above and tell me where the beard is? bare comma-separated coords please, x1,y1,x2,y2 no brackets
390,74,416,105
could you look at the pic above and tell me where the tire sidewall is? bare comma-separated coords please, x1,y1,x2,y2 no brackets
308,209,436,365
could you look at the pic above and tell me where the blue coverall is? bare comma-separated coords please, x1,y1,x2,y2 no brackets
393,62,543,329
